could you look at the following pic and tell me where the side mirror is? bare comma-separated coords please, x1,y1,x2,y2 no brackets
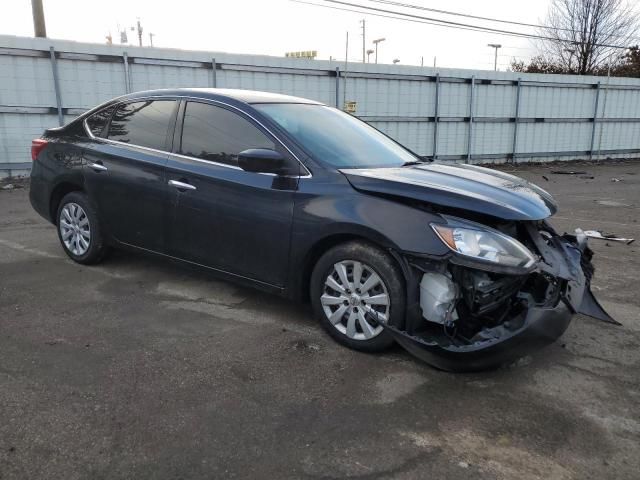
238,148,289,175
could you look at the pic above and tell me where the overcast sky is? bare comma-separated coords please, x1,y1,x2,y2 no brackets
2,0,551,70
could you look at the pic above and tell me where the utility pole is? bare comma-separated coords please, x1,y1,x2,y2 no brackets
488,44,502,71
360,19,366,63
136,18,143,47
345,31,349,69
31,0,47,37
343,31,349,108
149,33,155,47
421,56,424,67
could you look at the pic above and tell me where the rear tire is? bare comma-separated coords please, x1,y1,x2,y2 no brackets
56,191,108,265
310,241,404,353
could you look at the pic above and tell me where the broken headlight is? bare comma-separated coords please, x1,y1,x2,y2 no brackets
431,217,536,270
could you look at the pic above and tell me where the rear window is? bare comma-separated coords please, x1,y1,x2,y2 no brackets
107,100,175,150
85,106,115,137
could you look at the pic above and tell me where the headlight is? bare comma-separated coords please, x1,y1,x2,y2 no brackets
431,218,536,269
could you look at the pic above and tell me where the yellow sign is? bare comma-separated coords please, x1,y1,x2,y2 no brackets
285,50,318,59
344,101,357,114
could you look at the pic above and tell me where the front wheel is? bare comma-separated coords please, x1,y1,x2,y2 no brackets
310,241,405,353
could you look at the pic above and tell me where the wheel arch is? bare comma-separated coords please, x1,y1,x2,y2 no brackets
295,229,405,303
50,181,84,224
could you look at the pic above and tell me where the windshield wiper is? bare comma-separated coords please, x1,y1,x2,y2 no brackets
402,160,426,166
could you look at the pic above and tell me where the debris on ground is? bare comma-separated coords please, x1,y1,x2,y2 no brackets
542,175,549,181
583,230,635,245
0,177,29,190
292,339,321,353
580,175,595,179
611,178,622,182
551,170,587,175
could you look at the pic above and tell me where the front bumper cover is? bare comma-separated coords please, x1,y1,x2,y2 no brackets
387,227,617,372
388,301,573,371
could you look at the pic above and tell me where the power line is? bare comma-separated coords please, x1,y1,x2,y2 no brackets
323,0,635,47
367,0,553,30
291,0,540,38
290,0,507,38
311,0,634,49
365,0,640,40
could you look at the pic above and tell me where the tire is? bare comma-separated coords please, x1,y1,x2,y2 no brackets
310,241,405,353
56,191,108,265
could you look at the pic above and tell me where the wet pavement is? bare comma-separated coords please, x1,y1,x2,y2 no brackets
1,161,639,479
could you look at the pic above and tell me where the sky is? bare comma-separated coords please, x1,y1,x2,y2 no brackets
1,0,552,70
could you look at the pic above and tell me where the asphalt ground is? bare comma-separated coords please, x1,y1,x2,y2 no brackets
0,161,639,479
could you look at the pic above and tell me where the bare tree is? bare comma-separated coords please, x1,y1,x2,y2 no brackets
540,0,638,74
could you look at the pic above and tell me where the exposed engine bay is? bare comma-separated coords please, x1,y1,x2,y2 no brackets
385,217,618,371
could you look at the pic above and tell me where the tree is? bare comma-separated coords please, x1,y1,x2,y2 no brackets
539,0,638,75
510,45,640,77
510,55,572,74
612,45,640,76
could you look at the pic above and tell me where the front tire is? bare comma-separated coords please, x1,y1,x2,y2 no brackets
56,191,108,264
310,241,405,353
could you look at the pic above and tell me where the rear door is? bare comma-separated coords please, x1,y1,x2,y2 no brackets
166,100,299,287
83,99,178,253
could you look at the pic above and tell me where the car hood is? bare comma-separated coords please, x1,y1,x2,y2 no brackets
340,163,557,221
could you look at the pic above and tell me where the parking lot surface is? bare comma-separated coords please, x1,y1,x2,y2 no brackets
1,161,639,480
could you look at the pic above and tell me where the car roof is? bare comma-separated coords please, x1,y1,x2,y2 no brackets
119,88,324,105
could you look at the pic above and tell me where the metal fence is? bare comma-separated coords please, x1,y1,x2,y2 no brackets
2,34,640,176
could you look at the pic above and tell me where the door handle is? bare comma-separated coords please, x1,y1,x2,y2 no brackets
168,179,196,191
88,162,107,172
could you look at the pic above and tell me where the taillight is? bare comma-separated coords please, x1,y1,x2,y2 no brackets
31,138,48,161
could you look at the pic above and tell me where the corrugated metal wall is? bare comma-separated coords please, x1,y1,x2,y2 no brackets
2,34,640,176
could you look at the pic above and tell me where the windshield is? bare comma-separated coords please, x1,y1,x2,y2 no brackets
253,103,419,168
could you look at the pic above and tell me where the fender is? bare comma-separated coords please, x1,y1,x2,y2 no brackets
293,179,450,255
287,175,450,299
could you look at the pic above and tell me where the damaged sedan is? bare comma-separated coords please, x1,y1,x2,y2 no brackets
29,88,616,371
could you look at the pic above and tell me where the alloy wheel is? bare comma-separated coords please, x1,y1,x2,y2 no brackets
59,202,91,256
321,260,390,341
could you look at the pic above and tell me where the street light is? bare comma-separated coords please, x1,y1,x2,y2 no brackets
373,37,385,64
366,49,374,63
487,43,502,71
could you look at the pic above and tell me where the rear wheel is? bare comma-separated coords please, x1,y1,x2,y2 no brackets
310,241,404,352
56,191,108,264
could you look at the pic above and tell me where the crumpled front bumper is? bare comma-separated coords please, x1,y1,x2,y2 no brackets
388,227,616,372
388,302,573,372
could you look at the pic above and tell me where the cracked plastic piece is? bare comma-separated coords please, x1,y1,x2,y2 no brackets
387,225,617,372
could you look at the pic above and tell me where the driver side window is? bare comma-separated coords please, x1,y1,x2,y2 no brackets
180,102,276,167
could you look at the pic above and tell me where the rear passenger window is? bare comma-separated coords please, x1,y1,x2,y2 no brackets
107,100,175,150
86,106,114,137
180,101,275,167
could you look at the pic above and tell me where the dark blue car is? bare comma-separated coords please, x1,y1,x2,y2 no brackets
29,88,615,371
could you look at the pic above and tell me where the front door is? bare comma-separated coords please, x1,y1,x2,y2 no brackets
83,99,177,253
166,101,298,287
